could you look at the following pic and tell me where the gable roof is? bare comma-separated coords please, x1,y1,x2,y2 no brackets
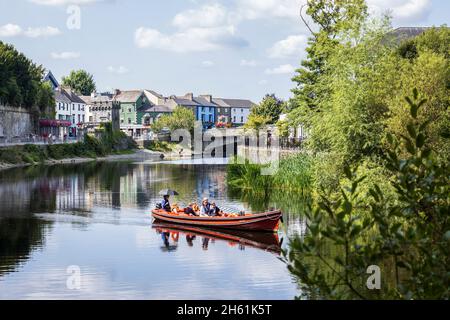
172,97,200,107
220,98,255,108
63,89,86,104
54,90,71,104
43,70,59,89
193,96,217,107
115,90,144,103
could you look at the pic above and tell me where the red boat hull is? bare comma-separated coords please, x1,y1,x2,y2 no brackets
151,209,282,233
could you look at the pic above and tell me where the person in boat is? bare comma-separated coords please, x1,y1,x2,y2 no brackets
200,198,211,217
171,203,180,213
184,203,198,216
210,202,222,216
160,195,171,212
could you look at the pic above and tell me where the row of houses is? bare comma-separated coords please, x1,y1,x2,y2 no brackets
42,71,256,139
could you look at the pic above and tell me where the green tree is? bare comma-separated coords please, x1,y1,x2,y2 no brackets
249,94,285,125
284,90,450,299
61,70,96,95
0,41,49,108
244,113,271,132
152,107,196,133
291,0,368,115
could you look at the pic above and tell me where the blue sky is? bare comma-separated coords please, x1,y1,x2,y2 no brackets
0,0,448,102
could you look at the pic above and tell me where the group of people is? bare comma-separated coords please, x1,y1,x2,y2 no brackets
160,195,223,217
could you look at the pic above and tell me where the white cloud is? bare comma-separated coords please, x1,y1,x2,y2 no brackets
29,0,99,5
135,26,247,53
269,34,307,59
51,51,80,59
24,26,61,38
367,0,432,22
0,24,22,37
0,24,61,38
107,66,130,74
236,0,306,20
240,59,258,67
201,60,215,67
265,64,295,75
173,3,228,29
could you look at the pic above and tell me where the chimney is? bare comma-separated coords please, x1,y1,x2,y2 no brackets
185,93,194,101
201,94,212,103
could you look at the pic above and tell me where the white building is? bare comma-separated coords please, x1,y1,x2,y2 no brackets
225,99,254,126
55,88,86,138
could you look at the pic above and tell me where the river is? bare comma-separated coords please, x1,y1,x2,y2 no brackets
0,159,305,299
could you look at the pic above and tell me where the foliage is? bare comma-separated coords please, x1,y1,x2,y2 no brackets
248,94,285,126
152,107,196,133
244,114,271,132
61,70,96,96
0,41,54,110
0,126,136,165
146,141,175,153
227,153,313,195
291,0,368,114
284,91,450,299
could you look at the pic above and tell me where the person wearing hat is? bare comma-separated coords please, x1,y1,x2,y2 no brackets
200,198,211,217
161,194,171,212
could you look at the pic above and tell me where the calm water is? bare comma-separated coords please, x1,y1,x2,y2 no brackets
0,159,304,299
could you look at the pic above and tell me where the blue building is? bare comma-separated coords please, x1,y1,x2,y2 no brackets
169,93,217,129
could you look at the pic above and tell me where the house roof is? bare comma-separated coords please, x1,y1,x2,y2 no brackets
172,97,200,106
212,98,230,107
382,27,432,45
220,99,255,108
43,70,59,88
193,96,217,107
63,89,86,104
145,90,163,98
115,90,143,103
55,90,71,104
80,94,114,104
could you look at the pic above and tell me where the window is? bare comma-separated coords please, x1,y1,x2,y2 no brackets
78,115,81,123
128,118,132,124
82,115,85,123
72,114,76,124
233,116,236,122
241,116,244,123
128,108,132,113
121,119,124,124
217,108,221,113
241,108,243,113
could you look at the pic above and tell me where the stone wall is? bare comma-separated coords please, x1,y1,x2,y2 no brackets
0,105,37,140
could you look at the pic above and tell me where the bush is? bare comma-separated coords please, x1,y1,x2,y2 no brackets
284,90,450,300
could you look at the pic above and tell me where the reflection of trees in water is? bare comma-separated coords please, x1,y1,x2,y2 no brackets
0,217,52,277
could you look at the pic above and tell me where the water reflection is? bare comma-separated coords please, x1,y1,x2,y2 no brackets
153,223,282,255
0,160,301,299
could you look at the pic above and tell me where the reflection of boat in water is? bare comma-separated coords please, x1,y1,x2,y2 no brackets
152,209,282,232
152,222,282,255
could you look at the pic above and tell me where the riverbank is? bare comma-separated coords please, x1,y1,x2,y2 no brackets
0,149,164,171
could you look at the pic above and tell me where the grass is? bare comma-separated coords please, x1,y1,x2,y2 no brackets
227,153,313,195
145,141,176,153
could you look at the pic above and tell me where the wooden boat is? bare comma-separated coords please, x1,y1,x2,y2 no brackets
151,209,282,233
152,222,282,254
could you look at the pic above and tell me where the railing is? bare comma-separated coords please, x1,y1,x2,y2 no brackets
0,135,82,147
